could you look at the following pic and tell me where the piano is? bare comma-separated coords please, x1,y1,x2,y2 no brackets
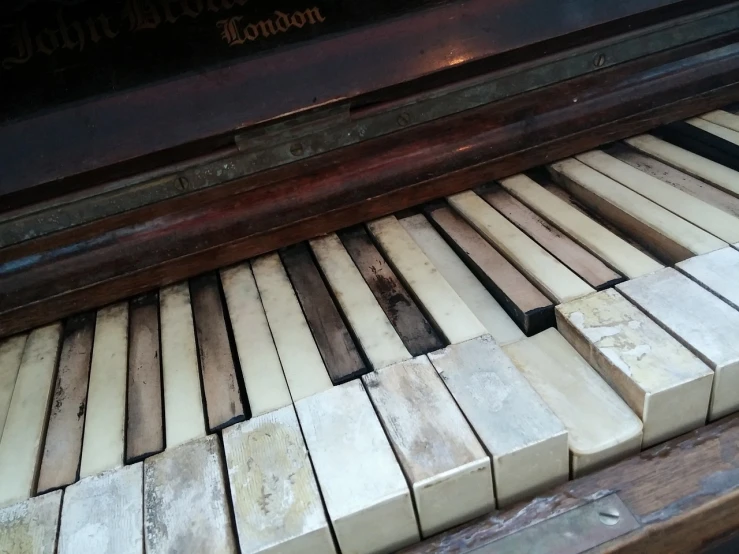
1,0,739,552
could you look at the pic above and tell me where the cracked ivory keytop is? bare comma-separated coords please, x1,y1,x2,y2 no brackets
556,289,713,447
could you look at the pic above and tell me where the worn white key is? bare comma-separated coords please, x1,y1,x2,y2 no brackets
0,490,62,554
295,380,419,554
59,464,143,554
448,190,595,303
557,288,713,447
310,233,412,369
626,134,739,197
252,253,333,401
222,406,335,554
688,117,739,145
499,174,662,278
79,303,128,478
550,158,726,262
428,335,568,507
160,282,206,448
699,110,739,133
617,268,739,420
367,215,486,344
677,247,739,310
0,334,26,435
144,435,237,554
398,215,524,345
0,324,62,507
504,328,643,477
363,356,494,536
221,262,293,416
577,150,739,244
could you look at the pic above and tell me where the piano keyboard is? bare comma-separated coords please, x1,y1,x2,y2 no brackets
3,110,739,554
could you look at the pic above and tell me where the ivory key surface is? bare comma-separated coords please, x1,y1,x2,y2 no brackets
367,215,487,344
144,435,237,554
252,253,333,401
617,268,739,420
0,323,62,507
0,491,62,554
160,282,206,448
556,289,714,447
577,150,739,244
295,379,419,554
37,314,94,493
0,334,27,436
677,247,739,310
699,109,739,133
221,262,293,416
427,335,568,507
625,134,739,197
58,464,143,554
80,303,128,478
688,116,739,146
504,328,643,477
448,190,595,303
222,406,335,554
363,356,494,536
310,233,412,369
399,214,524,346
499,174,662,279
550,158,726,262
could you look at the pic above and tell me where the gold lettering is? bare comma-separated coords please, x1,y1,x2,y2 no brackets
1,22,33,68
302,7,325,24
290,11,305,28
57,9,85,51
257,19,275,38
273,10,289,32
217,16,246,45
244,22,259,40
122,0,162,31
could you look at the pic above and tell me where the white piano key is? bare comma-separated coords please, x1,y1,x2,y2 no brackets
427,335,568,507
626,134,739,197
0,334,26,435
577,150,739,244
160,282,206,448
677,247,739,310
448,190,595,303
398,214,524,346
0,323,62,507
220,262,293,416
617,268,739,420
699,110,739,133
499,174,662,279
0,490,62,554
363,356,494,536
222,406,335,554
144,435,237,554
688,116,739,145
79,303,128,478
556,289,713,447
59,464,143,554
295,379,419,554
504,328,643,477
367,215,487,344
251,253,333,401
550,158,726,262
310,233,412,369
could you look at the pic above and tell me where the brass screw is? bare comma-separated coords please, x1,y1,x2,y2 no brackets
397,112,411,127
175,176,190,192
290,143,304,156
593,53,606,67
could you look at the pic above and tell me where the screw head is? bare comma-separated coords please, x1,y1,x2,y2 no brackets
397,112,411,127
290,143,304,156
594,53,606,67
175,176,190,192
598,507,620,526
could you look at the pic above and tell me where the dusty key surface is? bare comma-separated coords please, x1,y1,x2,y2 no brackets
504,328,643,476
618,268,739,420
428,335,568,507
295,379,419,554
364,356,494,536
222,406,335,554
0,334,26,435
677,247,739,310
556,289,713,447
59,464,143,554
144,434,237,554
0,491,62,554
